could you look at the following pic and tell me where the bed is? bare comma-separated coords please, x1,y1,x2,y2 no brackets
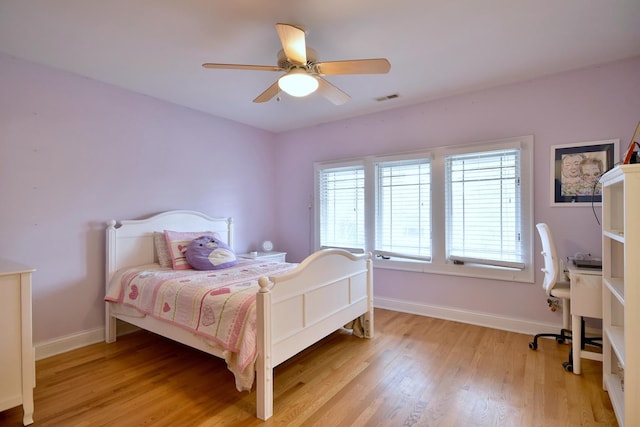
104,210,374,420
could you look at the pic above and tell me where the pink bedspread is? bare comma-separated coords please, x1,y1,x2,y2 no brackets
105,260,296,390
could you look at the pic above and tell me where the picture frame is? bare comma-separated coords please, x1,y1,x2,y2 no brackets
550,139,619,206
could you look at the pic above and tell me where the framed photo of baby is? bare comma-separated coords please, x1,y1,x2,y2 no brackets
550,139,619,206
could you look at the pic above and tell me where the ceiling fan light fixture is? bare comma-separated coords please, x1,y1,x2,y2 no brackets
278,69,318,97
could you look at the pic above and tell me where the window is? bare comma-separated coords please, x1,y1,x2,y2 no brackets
315,136,534,282
445,148,524,269
375,157,431,261
316,163,365,252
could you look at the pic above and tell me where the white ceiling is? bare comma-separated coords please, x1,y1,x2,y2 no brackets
2,0,640,133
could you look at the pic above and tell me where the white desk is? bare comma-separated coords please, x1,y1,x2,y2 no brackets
566,263,603,374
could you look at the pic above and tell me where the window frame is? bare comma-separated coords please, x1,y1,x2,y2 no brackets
314,136,534,283
445,147,524,269
314,160,368,253
372,152,433,262
314,159,367,252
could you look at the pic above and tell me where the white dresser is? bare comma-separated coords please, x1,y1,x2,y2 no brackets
0,259,35,425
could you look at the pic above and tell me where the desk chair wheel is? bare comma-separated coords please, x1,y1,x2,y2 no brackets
528,337,566,350
562,361,573,372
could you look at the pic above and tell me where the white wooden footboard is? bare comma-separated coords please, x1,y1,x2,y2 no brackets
255,249,374,420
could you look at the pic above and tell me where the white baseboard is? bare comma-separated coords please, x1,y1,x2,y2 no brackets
35,300,599,360
35,327,105,361
35,320,144,360
374,296,601,337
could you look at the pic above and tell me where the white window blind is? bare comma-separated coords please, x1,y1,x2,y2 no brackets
375,158,431,261
317,165,365,251
314,136,533,282
445,148,524,269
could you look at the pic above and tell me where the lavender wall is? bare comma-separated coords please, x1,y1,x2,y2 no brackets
0,53,278,343
2,50,639,346
274,56,640,326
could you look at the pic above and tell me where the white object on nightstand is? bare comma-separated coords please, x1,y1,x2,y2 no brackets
0,259,35,426
262,240,274,252
237,251,286,262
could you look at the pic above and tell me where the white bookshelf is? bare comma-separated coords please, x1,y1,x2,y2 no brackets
600,164,640,426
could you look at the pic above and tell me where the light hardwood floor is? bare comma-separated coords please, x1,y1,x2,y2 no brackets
1,309,616,427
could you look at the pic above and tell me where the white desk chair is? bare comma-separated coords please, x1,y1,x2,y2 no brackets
529,223,601,372
529,224,572,353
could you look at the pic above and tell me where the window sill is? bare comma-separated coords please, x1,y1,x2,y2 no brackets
372,258,534,283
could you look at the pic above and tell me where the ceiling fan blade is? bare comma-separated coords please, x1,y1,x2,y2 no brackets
314,58,391,75
202,63,283,72
253,81,280,103
316,77,350,105
276,23,307,66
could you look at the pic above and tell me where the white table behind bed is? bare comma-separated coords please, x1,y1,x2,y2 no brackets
104,210,373,420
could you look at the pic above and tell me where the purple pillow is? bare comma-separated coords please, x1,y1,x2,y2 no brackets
185,236,237,270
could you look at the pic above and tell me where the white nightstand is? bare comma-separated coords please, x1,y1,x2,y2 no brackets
237,251,287,262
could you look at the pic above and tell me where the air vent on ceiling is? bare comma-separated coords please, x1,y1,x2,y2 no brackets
375,93,399,102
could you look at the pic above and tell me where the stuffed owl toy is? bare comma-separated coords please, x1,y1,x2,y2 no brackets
185,235,237,270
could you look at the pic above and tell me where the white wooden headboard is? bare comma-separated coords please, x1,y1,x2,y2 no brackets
105,210,233,284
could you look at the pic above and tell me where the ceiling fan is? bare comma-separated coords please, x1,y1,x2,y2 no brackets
202,23,391,105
